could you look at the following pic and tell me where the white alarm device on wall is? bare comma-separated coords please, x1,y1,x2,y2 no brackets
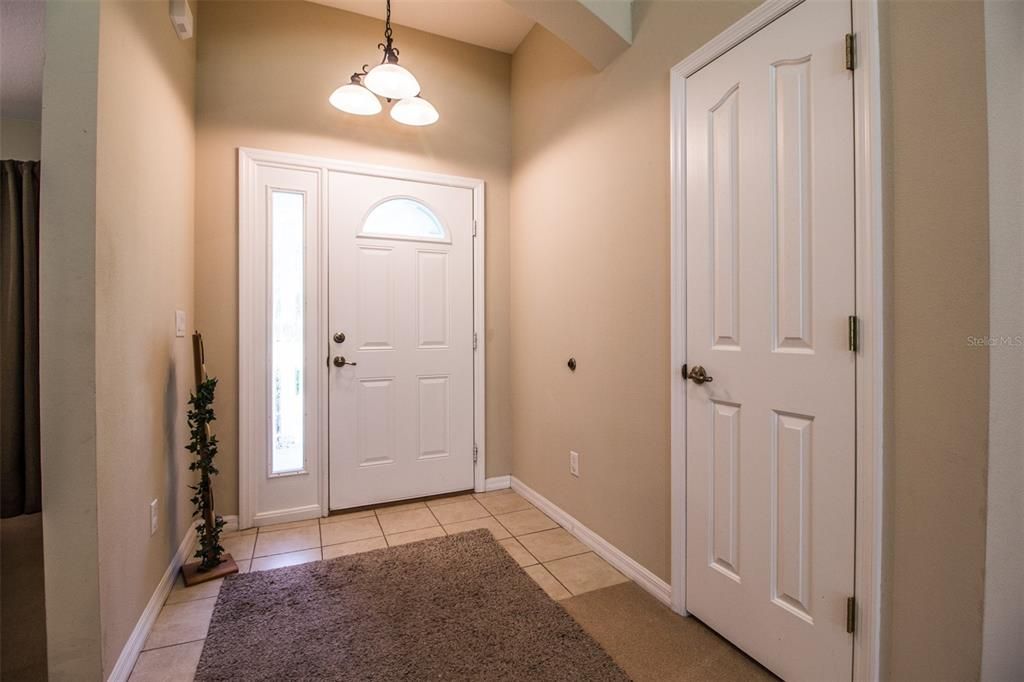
169,0,193,40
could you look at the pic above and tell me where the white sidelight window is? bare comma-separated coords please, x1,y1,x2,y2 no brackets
270,190,306,475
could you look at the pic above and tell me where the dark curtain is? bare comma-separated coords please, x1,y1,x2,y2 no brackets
1,160,41,518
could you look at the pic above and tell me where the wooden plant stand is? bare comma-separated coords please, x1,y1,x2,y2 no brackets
181,553,239,586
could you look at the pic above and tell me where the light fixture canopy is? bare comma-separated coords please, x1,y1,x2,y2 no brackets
390,96,439,127
328,0,438,125
329,74,383,115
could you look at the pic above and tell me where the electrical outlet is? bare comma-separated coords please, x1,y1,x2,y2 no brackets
150,499,158,536
570,450,580,478
175,310,187,338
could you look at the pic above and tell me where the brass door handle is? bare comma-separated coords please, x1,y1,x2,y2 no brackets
687,365,713,385
333,356,357,368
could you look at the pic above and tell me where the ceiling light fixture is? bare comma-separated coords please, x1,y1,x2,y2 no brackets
329,0,438,126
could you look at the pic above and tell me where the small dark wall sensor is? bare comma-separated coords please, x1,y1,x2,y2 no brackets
567,357,577,372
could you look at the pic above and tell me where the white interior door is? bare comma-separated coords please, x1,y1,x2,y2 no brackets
684,1,856,680
328,172,475,510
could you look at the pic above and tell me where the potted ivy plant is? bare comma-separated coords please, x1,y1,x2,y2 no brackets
181,332,238,585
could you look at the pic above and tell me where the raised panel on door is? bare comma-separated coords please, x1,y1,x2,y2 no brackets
417,250,450,349
710,84,741,351
772,410,814,621
772,57,814,353
710,400,741,581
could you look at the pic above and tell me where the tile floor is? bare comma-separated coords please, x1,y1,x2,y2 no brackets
129,488,629,681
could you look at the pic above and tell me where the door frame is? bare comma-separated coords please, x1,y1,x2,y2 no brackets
238,147,487,528
668,1,885,679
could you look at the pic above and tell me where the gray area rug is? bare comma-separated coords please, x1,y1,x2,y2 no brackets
196,529,629,681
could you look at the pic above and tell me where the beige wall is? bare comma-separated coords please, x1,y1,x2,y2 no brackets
981,1,1024,678
195,0,513,514
510,0,759,583
881,1,990,678
1,118,41,159
93,0,197,674
40,1,103,676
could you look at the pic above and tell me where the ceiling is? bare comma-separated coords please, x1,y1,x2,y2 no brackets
0,0,45,119
308,0,535,54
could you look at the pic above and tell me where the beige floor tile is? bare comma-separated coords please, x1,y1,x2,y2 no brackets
252,525,320,558
250,548,322,572
374,501,427,515
425,493,475,508
498,537,538,567
496,508,558,536
544,552,628,595
143,597,217,650
428,499,490,525
517,528,590,563
443,516,511,540
322,536,388,559
524,564,571,600
386,526,447,546
376,507,439,535
165,574,223,605
221,526,257,538
235,560,252,573
320,515,382,546
320,509,376,524
129,640,204,682
257,518,318,532
477,491,534,516
220,533,256,561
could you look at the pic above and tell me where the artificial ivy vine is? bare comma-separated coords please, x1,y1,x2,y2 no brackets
187,376,226,571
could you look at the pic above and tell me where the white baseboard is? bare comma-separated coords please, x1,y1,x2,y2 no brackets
220,514,239,533
510,476,673,607
252,504,321,528
107,521,199,682
483,475,511,492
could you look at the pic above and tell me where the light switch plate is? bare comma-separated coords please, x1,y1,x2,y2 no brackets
175,310,186,337
150,499,158,536
570,451,580,478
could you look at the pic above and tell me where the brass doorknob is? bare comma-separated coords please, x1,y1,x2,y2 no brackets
333,356,357,368
687,365,713,385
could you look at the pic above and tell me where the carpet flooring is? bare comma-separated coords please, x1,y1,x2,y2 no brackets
196,529,628,681
564,582,777,681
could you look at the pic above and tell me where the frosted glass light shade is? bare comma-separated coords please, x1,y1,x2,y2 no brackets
329,83,382,115
364,63,420,100
390,96,439,127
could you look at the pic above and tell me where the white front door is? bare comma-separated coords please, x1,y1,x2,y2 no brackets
328,172,475,510
684,1,856,680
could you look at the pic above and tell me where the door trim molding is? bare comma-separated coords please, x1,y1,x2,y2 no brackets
668,2,884,679
238,147,487,528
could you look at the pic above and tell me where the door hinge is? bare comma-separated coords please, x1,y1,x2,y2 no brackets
473,444,479,463
473,332,478,350
845,33,856,71
848,315,860,352
472,220,478,237
846,596,856,634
